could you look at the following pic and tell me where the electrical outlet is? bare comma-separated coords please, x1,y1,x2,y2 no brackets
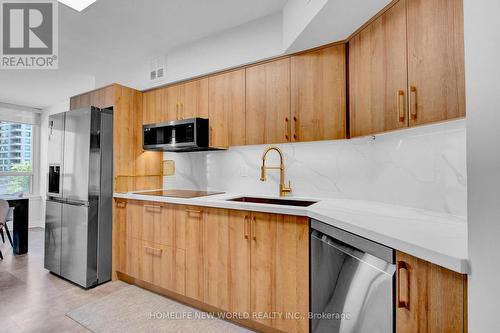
163,160,175,176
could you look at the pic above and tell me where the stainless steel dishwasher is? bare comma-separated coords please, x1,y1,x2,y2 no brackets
311,219,396,333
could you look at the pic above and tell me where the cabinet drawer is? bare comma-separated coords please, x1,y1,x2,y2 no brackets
140,240,186,295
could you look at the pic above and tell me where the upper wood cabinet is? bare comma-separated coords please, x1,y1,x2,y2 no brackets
406,0,465,125
246,58,291,145
291,44,347,142
349,0,408,137
183,79,209,119
142,78,208,125
349,0,465,136
396,251,467,333
142,89,167,125
70,85,115,110
208,69,246,147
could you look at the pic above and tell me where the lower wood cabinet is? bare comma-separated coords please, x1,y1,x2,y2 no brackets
115,199,309,333
396,251,467,333
250,212,309,333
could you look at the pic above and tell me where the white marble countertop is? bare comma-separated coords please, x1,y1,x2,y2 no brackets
114,190,469,274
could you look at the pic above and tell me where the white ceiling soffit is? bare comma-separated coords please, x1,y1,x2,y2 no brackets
283,0,391,53
58,0,97,12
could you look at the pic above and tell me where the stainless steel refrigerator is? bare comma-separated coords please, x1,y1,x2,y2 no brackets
44,107,113,288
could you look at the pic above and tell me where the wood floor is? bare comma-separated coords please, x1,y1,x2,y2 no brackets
0,228,128,333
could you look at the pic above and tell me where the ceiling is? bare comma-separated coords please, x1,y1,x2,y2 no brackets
0,0,287,108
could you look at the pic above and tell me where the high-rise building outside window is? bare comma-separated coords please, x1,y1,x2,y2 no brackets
0,121,33,194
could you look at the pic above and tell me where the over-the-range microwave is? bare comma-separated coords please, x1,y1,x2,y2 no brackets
143,118,225,152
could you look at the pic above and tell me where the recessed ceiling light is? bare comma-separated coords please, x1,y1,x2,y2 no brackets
58,0,97,12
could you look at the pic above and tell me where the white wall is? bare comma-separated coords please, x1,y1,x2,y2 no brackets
464,0,500,331
164,120,467,216
95,13,284,91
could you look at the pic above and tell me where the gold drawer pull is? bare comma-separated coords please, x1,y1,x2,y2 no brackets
144,246,162,256
397,261,410,309
409,86,417,119
186,209,202,216
244,215,249,239
144,204,161,211
285,117,290,141
397,90,406,122
115,201,127,208
252,216,256,241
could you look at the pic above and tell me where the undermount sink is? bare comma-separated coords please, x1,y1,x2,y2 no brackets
227,196,317,207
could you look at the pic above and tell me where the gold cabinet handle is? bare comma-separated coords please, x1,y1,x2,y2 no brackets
293,116,298,141
180,103,184,119
397,90,406,122
144,204,161,212
115,201,127,208
186,208,202,217
252,216,256,241
409,86,417,119
244,215,249,239
176,103,180,120
144,246,162,257
397,261,410,309
285,117,290,141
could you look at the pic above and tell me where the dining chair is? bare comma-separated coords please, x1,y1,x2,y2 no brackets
0,199,13,260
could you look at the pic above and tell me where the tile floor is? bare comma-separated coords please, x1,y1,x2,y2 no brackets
0,228,127,333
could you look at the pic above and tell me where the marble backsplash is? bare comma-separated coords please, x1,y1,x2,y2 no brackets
163,119,467,216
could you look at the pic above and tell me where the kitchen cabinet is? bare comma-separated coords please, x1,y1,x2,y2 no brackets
142,78,209,124
117,200,185,295
396,251,467,333
165,79,209,121
349,0,408,137
142,89,167,125
203,209,251,313
113,200,128,274
182,206,206,301
250,212,309,333
246,58,291,145
291,44,347,142
406,0,465,125
70,85,115,110
208,69,246,147
141,202,175,246
349,0,465,137
115,200,309,333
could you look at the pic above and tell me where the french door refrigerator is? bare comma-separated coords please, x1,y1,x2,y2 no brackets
44,107,113,288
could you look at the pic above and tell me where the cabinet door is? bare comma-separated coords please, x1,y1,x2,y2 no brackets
166,84,184,120
139,240,185,295
250,212,309,333
407,0,465,125
182,79,209,119
349,0,408,137
203,209,251,312
141,203,175,246
183,206,205,301
126,200,143,240
246,58,291,144
396,251,466,333
113,200,128,275
291,45,346,142
208,69,246,147
142,89,168,124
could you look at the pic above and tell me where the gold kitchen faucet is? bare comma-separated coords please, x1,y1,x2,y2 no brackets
260,146,292,197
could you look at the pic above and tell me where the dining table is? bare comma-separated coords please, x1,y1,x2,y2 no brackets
1,195,29,255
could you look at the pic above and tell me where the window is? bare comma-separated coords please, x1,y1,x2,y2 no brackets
0,121,33,195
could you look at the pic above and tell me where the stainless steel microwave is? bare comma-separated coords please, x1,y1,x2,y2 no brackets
143,118,224,152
